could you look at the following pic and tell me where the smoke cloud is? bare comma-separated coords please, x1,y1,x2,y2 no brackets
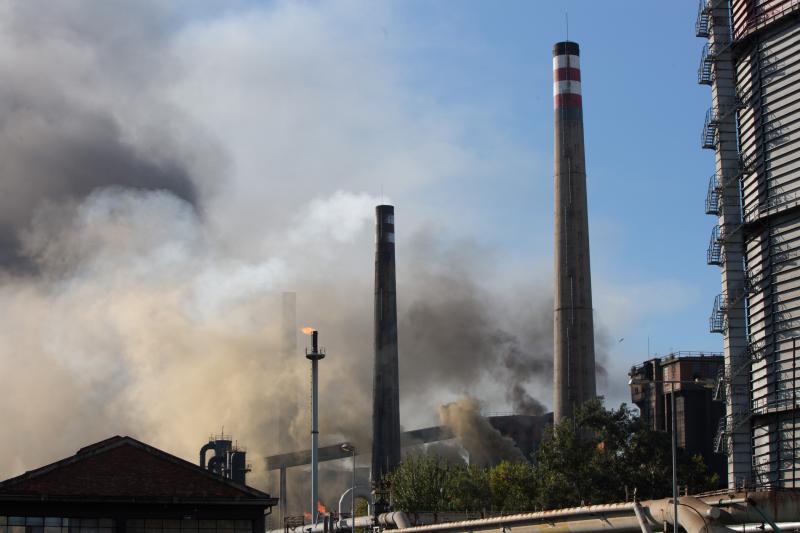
0,0,580,517
438,397,525,467
399,232,553,419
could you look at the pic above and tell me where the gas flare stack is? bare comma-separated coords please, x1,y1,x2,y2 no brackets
371,205,401,511
552,41,597,422
305,329,325,524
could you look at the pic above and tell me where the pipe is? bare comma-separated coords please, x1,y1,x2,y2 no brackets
389,502,638,533
279,465,287,525
379,512,411,530
338,485,372,518
645,496,730,533
671,390,678,533
749,501,782,533
387,496,747,533
199,442,215,468
634,502,654,533
305,330,325,524
267,512,411,533
311,355,319,523
271,492,800,533
735,523,800,532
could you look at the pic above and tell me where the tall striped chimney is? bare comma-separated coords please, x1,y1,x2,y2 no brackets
371,205,401,490
552,41,596,422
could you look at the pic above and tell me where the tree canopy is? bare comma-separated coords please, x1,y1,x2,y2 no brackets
388,399,719,515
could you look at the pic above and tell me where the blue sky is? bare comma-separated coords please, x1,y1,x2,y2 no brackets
354,1,721,404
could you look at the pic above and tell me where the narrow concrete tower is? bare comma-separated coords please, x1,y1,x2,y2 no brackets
371,205,401,487
552,41,596,422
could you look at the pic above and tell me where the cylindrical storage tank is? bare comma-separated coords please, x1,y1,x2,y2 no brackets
732,0,800,488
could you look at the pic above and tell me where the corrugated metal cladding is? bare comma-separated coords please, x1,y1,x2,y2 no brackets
733,0,800,488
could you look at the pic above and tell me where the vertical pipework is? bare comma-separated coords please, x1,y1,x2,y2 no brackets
306,330,325,523
371,205,401,491
552,41,596,422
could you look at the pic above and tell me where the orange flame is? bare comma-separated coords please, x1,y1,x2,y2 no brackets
301,327,315,335
317,501,327,514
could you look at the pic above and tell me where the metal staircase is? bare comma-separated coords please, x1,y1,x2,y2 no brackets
702,107,718,148
696,0,710,38
698,43,715,85
707,224,724,265
714,417,727,453
705,173,721,215
710,293,727,333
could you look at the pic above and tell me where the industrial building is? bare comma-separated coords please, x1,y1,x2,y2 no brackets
628,352,727,484
698,0,800,487
199,433,250,485
0,436,276,533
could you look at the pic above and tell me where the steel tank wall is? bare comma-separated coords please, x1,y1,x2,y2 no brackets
733,0,800,488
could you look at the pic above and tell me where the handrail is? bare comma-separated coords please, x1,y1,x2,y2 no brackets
734,0,800,41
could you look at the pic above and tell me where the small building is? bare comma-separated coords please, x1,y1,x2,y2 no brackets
0,436,277,533
629,352,726,485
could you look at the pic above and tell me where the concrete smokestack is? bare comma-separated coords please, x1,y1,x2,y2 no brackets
552,41,596,422
371,205,401,490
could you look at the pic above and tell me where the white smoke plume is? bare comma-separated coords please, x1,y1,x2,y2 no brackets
0,0,569,515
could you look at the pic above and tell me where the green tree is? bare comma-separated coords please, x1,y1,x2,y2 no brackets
389,455,451,516
389,399,720,515
534,398,720,509
488,461,537,513
446,464,490,513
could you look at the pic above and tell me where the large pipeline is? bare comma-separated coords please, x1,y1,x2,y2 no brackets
267,512,410,533
272,491,799,533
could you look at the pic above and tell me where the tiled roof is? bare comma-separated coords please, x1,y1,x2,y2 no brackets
0,436,274,503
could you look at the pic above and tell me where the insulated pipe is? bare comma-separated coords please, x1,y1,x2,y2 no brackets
378,513,411,530
387,497,748,533
267,512,410,533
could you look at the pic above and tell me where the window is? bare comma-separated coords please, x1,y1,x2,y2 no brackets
0,517,113,533
127,520,250,533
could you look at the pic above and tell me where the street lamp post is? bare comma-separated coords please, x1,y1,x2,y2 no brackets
628,377,715,533
341,443,356,530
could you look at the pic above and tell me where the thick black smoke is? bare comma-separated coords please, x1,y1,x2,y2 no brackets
399,232,553,417
0,1,209,269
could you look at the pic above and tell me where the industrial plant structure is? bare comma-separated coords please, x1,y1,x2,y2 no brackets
629,352,727,484
698,0,800,488
372,205,401,486
199,434,250,485
552,41,597,422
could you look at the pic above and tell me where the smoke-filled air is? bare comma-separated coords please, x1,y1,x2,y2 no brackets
0,0,612,513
